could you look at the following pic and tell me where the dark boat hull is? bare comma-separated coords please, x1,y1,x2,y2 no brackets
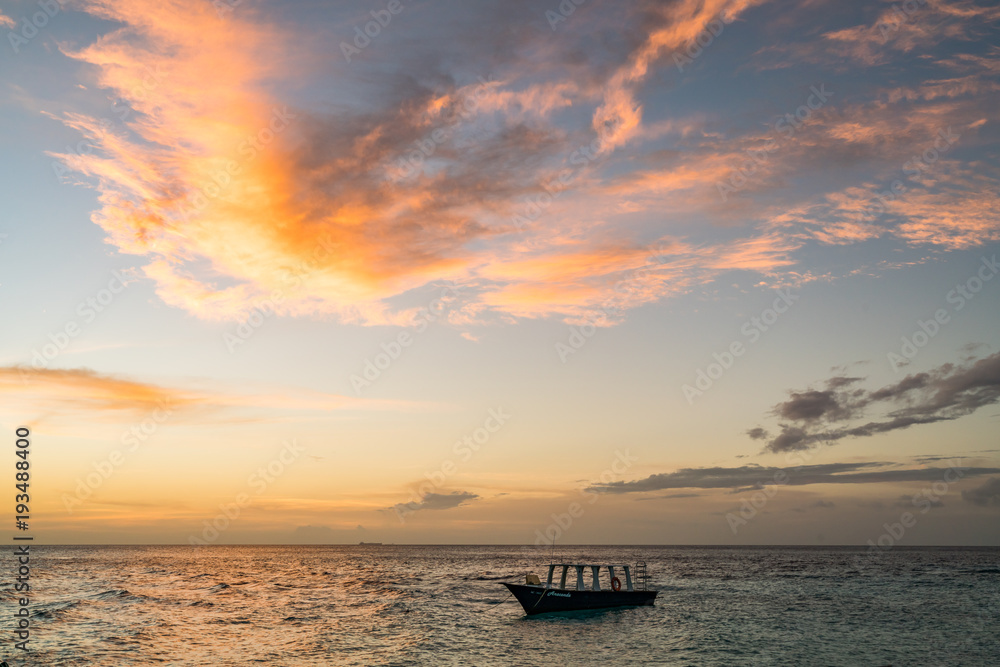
503,583,657,615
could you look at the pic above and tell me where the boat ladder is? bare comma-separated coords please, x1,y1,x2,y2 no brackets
633,561,651,591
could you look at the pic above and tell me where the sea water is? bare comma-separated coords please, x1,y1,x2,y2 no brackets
5,545,997,665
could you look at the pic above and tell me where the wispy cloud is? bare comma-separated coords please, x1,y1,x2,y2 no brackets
1,366,422,423
760,0,1000,68
2,366,191,414
592,0,767,151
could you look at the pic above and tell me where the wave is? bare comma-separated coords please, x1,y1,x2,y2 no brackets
31,600,82,618
92,589,149,602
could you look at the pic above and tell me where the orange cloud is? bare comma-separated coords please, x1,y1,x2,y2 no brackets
478,244,680,322
768,158,1000,250
48,0,1000,332
50,0,786,330
474,230,804,323
891,186,1000,249
592,0,766,152
2,366,188,414
52,0,481,324
1,366,429,425
791,0,1000,67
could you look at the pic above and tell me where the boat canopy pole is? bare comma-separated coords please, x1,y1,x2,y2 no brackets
539,563,640,591
590,566,601,591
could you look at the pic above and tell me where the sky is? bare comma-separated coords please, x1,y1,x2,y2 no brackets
0,0,998,546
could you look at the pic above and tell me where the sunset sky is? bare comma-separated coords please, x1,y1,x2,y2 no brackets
1,0,998,545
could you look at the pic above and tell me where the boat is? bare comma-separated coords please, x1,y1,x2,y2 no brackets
502,561,656,615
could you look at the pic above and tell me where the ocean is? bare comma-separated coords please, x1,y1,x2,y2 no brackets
6,545,998,666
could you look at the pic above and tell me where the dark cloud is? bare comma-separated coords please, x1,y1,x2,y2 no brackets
419,492,479,510
912,455,962,463
826,376,863,389
388,491,479,515
961,478,1000,507
770,426,808,452
868,372,929,401
757,352,1000,452
776,389,847,422
636,492,700,501
746,427,768,440
586,462,1000,494
775,374,868,423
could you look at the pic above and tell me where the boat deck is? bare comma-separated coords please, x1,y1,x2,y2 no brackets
503,561,657,615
